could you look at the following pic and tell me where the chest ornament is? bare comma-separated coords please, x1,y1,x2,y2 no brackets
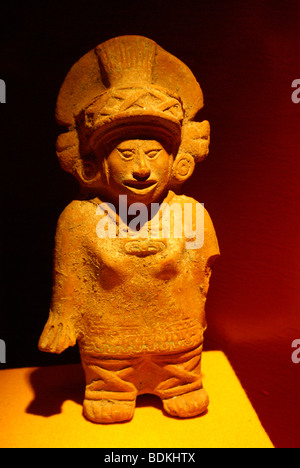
123,239,167,257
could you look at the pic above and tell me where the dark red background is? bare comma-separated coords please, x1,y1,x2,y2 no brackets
0,0,299,447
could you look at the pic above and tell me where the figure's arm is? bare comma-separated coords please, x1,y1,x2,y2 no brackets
39,202,83,354
183,196,220,264
203,207,220,267
185,201,220,297
38,308,77,354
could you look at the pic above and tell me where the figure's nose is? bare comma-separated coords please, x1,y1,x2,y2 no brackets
132,152,151,181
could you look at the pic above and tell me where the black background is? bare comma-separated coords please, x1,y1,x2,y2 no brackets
0,0,299,448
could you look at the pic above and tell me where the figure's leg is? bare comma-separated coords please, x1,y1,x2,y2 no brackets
154,345,209,418
81,355,138,424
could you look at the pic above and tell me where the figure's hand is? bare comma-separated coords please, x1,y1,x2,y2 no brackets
38,314,76,354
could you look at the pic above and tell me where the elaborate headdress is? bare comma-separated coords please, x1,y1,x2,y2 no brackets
55,36,210,186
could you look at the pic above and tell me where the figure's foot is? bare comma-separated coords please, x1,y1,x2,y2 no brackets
162,388,209,418
83,398,136,424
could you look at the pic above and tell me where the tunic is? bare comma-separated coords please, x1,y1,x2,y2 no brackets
39,191,220,357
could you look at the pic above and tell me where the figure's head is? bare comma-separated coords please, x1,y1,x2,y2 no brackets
74,121,178,205
101,138,173,205
55,36,211,202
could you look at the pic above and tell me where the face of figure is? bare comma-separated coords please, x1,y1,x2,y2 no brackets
101,139,174,206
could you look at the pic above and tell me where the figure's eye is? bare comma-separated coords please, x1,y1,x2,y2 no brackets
145,149,161,159
117,149,134,160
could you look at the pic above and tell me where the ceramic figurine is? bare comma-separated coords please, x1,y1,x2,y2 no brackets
39,36,220,423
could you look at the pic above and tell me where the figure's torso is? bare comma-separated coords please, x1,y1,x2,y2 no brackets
53,192,219,356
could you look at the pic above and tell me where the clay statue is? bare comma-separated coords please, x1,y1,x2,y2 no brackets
39,36,220,423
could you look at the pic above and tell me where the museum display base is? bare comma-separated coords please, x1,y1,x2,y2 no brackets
0,351,273,448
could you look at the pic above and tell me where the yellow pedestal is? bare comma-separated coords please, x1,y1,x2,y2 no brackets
0,351,273,448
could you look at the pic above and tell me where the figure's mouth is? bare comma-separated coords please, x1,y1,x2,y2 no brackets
123,180,157,194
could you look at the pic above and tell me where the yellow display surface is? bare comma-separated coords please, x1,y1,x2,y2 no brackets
0,351,273,448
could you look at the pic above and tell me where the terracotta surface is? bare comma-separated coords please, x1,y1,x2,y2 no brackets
0,352,273,448
39,36,220,424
